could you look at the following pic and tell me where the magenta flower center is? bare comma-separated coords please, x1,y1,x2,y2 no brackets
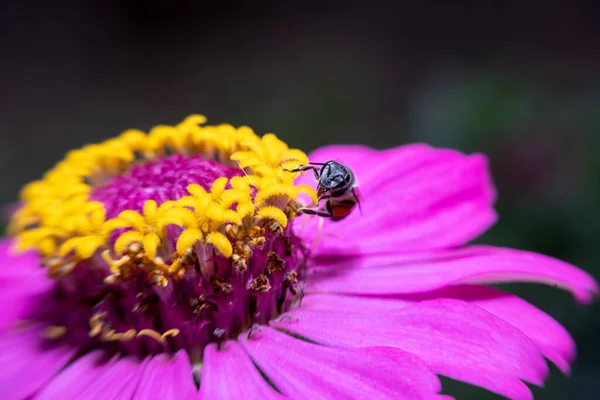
91,154,243,218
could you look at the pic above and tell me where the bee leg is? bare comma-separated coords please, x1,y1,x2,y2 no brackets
297,207,333,218
284,165,320,181
352,188,363,215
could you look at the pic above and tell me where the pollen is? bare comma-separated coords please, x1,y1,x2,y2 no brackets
10,115,317,289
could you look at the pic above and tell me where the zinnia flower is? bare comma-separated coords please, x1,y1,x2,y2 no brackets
1,115,597,400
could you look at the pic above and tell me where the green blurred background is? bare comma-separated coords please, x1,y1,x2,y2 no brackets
1,1,598,398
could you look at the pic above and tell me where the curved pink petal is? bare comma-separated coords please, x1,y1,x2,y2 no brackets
133,350,197,400
36,352,148,400
0,328,75,400
307,246,599,303
35,352,108,399
198,341,284,400
0,240,53,332
272,299,548,400
427,286,576,374
299,285,576,374
238,326,442,400
0,239,51,292
80,356,148,400
296,144,497,256
0,291,46,333
0,239,38,272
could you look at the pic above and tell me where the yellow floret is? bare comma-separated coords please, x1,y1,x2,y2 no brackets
255,184,298,206
111,200,183,259
206,232,233,258
256,206,288,228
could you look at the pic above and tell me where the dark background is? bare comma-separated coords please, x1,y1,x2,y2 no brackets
1,1,599,398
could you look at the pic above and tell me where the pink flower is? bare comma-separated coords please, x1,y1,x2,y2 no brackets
1,117,597,400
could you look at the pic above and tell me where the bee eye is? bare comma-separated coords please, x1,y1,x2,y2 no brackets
331,175,347,189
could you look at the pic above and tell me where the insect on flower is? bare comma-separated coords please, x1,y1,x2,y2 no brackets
286,160,361,221
2,115,597,400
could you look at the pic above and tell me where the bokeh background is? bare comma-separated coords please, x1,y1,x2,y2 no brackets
1,1,598,398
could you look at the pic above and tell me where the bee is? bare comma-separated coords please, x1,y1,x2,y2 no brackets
286,161,360,221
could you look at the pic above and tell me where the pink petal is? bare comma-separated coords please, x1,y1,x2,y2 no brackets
429,286,576,374
82,356,148,400
0,239,42,273
272,299,548,400
299,285,576,374
297,144,497,256
0,240,52,332
238,326,442,400
0,291,46,333
307,246,599,303
35,352,106,399
0,239,51,293
36,352,148,400
0,328,75,400
133,350,197,400
198,341,284,400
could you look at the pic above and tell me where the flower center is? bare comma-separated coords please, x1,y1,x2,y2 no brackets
91,154,243,218
9,115,318,359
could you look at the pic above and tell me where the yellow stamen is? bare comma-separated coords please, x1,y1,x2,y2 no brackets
162,329,180,340
137,328,180,344
41,326,67,339
105,329,138,342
